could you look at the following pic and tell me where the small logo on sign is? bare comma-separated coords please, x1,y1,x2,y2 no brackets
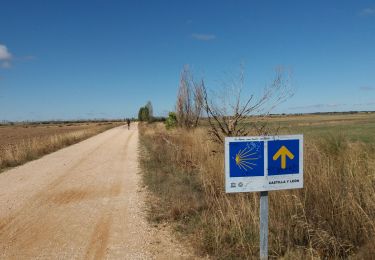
238,182,243,187
231,183,236,188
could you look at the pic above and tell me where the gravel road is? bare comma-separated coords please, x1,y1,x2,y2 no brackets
0,124,194,259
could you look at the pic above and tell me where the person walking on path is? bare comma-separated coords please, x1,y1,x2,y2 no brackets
127,119,131,130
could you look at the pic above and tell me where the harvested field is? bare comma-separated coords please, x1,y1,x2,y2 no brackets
240,112,375,143
0,122,122,171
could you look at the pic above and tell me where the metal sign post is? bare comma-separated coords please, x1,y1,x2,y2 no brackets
259,191,268,260
224,135,303,259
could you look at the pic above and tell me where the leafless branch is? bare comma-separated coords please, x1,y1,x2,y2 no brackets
202,67,293,144
176,66,204,128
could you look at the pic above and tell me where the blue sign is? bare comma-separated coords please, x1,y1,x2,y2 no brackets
229,141,264,177
268,139,300,175
225,135,303,193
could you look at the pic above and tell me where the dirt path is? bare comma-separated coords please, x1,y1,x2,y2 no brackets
0,124,194,259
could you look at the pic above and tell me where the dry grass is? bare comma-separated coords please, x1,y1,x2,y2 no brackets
139,120,375,259
0,122,121,172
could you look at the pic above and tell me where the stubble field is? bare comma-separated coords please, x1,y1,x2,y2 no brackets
266,112,375,143
0,121,122,172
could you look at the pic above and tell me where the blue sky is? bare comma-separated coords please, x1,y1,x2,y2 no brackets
0,1,374,121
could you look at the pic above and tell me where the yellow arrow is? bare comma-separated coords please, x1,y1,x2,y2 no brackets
272,146,294,169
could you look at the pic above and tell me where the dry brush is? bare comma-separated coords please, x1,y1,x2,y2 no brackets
139,123,375,259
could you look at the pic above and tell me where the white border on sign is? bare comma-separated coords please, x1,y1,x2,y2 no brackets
225,134,303,193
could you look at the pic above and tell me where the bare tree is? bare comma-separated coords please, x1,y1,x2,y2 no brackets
176,66,204,128
202,67,293,144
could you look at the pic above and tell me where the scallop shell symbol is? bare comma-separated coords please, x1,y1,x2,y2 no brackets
234,144,259,172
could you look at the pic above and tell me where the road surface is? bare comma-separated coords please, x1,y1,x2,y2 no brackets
0,124,192,259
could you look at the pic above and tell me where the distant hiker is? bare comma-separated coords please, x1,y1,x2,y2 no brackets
127,119,131,130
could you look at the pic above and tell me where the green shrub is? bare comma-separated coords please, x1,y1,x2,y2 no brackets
165,112,177,129
138,106,150,121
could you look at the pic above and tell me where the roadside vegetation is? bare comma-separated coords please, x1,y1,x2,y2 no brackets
139,67,375,259
0,122,121,172
139,119,375,259
138,101,154,122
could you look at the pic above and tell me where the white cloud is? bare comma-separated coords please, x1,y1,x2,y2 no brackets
0,44,12,60
22,55,36,61
191,33,216,41
1,61,11,68
360,7,375,16
353,101,375,106
0,44,12,69
289,103,346,110
360,86,375,91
